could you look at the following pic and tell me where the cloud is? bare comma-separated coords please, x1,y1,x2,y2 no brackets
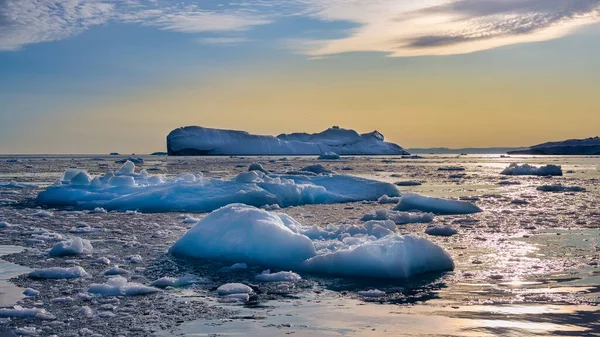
292,0,600,57
0,0,269,51
1,0,599,56
198,37,251,45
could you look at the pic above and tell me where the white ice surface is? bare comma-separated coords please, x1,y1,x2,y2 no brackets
36,161,399,212
87,276,160,296
255,270,301,282
167,126,408,155
29,266,88,279
151,274,210,288
393,194,482,215
216,283,253,295
170,204,454,279
500,163,563,176
49,237,93,256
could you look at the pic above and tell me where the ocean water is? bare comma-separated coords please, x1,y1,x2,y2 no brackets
0,154,599,336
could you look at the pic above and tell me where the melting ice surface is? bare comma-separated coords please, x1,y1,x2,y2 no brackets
170,204,454,279
35,161,400,212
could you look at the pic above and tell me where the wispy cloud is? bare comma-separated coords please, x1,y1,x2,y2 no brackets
0,0,269,51
292,0,600,56
1,0,599,55
198,37,251,45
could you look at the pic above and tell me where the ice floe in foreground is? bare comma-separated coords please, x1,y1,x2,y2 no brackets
151,274,210,288
393,194,482,215
170,204,454,279
36,161,399,212
49,237,93,257
500,163,563,176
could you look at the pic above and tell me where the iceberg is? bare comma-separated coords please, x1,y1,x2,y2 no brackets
500,163,563,176
508,137,600,155
169,204,454,279
167,126,409,156
36,161,399,213
393,194,482,215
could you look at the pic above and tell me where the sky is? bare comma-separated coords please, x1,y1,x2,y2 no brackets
1,0,599,154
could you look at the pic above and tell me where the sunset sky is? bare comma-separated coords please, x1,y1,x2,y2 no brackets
1,0,599,154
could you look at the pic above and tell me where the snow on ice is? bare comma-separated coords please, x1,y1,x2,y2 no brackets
167,126,408,156
170,204,454,279
36,161,399,212
500,163,563,176
393,194,482,215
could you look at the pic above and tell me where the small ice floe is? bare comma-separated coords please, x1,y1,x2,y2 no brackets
219,293,250,303
31,210,53,217
29,266,88,279
181,217,200,224
88,207,108,214
438,166,465,171
230,263,247,270
361,209,434,225
0,180,39,189
378,195,401,204
51,297,74,304
127,255,143,263
395,180,422,186
217,283,253,296
255,270,301,282
536,185,586,193
261,204,281,210
93,257,111,265
115,157,144,165
23,288,40,297
104,266,130,276
78,306,94,317
501,163,562,176
150,274,209,288
318,152,340,160
0,221,12,228
394,194,482,215
49,237,93,257
88,276,160,296
13,326,40,335
0,307,49,319
358,289,386,298
425,225,458,237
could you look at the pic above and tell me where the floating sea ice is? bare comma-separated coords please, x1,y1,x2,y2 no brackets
31,210,53,217
219,293,250,303
358,289,386,298
170,204,317,268
23,288,39,297
378,195,401,204
170,204,454,279
255,270,302,282
89,207,108,214
0,221,11,228
49,237,93,256
230,263,248,270
0,181,40,189
216,283,253,296
104,266,130,276
151,274,210,288
425,225,458,237
536,185,586,192
88,276,160,296
0,307,48,318
393,194,482,215
501,163,562,176
360,209,434,224
29,266,88,279
301,235,454,279
318,152,341,160
36,162,399,212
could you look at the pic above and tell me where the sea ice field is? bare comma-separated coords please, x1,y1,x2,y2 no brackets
0,154,599,336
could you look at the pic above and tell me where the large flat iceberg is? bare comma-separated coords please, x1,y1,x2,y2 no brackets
36,162,399,213
167,126,409,156
170,204,454,279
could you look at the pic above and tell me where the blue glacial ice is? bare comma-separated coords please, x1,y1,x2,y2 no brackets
169,204,454,279
36,161,400,213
